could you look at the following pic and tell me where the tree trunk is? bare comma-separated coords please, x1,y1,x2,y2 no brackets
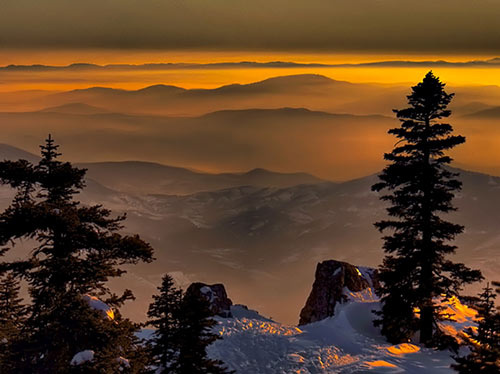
419,304,434,345
419,116,434,345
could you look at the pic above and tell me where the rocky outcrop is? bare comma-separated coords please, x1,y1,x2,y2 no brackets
299,260,377,325
185,282,233,317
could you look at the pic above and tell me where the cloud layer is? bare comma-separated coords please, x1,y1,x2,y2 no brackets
2,0,500,53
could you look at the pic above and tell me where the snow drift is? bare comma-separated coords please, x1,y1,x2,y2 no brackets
205,261,478,374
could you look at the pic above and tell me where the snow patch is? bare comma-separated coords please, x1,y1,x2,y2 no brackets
117,356,131,369
384,343,421,355
343,286,378,303
139,291,476,373
230,305,273,322
437,296,478,343
83,295,114,320
200,286,218,303
70,350,94,366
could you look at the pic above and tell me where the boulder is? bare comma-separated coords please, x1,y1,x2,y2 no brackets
299,260,377,325
185,282,233,318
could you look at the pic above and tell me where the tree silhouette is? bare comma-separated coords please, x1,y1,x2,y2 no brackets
0,135,154,373
0,271,26,372
147,276,234,373
175,291,234,374
372,72,482,346
146,274,183,373
452,283,500,373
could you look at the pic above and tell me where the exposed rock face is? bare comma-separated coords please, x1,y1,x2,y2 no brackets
185,282,233,317
299,260,377,325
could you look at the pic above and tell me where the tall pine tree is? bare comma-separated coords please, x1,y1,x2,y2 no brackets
0,135,154,373
372,72,482,346
452,283,500,373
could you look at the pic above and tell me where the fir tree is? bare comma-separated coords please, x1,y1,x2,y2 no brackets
0,271,26,371
176,291,234,374
452,283,500,373
372,72,483,346
0,135,154,373
146,276,233,374
0,271,25,341
146,274,183,373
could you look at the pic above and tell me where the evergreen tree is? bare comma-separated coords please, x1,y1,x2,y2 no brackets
452,283,500,373
0,271,26,371
0,271,25,341
176,291,233,374
372,72,483,346
146,274,183,373
147,276,233,373
0,135,154,373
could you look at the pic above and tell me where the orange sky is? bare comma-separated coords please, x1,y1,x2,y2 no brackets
2,50,500,179
2,49,499,66
3,66,500,92
2,50,500,92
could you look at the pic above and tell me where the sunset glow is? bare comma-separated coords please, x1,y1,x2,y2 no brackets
4,57,500,92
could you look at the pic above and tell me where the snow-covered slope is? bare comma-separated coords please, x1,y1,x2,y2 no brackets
207,300,476,373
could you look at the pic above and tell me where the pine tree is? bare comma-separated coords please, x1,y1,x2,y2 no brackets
146,277,234,374
0,271,25,340
146,274,183,373
176,291,233,374
0,135,154,373
452,283,500,373
0,271,26,371
372,72,483,346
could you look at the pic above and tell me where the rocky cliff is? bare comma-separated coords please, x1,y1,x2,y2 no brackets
299,260,377,325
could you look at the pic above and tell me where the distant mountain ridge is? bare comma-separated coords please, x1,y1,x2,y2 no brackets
0,106,393,181
24,74,401,117
199,107,388,121
78,161,326,195
0,143,41,163
463,105,500,118
38,102,111,115
54,74,358,98
3,57,500,71
0,144,326,195
3,73,500,120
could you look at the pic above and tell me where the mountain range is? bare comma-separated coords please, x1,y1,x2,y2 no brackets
0,105,393,181
3,74,500,117
1,144,499,324
36,74,402,116
2,74,500,179
3,57,500,72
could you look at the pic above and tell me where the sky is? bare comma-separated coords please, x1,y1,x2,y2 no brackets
1,0,500,55
2,0,500,91
2,0,500,176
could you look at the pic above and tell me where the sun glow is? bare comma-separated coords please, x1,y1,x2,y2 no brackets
2,50,500,92
2,49,497,66
4,66,500,93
